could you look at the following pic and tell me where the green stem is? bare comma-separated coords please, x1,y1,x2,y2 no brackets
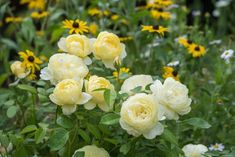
32,94,37,124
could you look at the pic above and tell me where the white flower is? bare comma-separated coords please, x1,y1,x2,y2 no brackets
209,143,225,151
150,78,192,120
49,79,91,115
72,145,110,157
120,75,153,95
84,75,114,112
167,60,180,67
221,49,234,63
212,10,220,17
57,34,92,65
192,10,201,16
91,31,126,69
120,93,164,139
182,144,208,157
40,53,89,85
209,39,222,45
216,0,231,8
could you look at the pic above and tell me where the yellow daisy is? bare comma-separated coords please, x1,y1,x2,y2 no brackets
119,36,133,42
111,14,119,21
18,50,42,73
188,44,206,58
163,66,179,81
150,9,171,20
31,11,49,19
154,0,173,7
88,8,102,17
113,67,131,78
178,38,193,48
28,0,45,10
141,25,168,36
5,17,23,23
89,22,99,36
62,19,89,34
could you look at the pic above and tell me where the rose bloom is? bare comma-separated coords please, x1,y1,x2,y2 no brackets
40,53,89,85
72,145,110,157
92,31,126,69
10,61,28,78
150,77,191,120
57,34,92,65
182,144,208,157
85,75,114,112
120,75,153,95
120,93,164,139
49,79,91,115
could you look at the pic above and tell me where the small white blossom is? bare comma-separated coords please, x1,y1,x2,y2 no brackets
221,49,234,63
209,143,225,152
216,0,231,8
209,40,222,45
213,10,220,17
192,10,201,16
167,60,180,67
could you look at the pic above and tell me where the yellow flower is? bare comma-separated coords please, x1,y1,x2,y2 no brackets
27,73,37,80
84,75,114,112
162,66,179,81
111,14,119,21
188,44,206,58
10,61,29,79
73,145,110,157
39,55,48,62
141,25,168,36
113,67,131,78
31,11,49,19
5,17,23,23
50,79,91,115
62,19,89,34
120,93,164,139
18,50,42,73
89,22,99,36
36,30,45,36
28,0,46,10
88,8,102,17
150,9,171,20
119,36,133,42
92,31,126,69
178,37,193,48
154,0,173,7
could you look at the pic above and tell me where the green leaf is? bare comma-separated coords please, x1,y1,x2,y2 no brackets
104,89,117,107
120,142,131,155
183,117,211,129
48,128,69,151
87,123,101,139
162,129,178,146
7,106,18,118
130,86,142,93
73,151,85,157
17,84,37,94
0,38,18,50
77,129,90,143
100,113,120,125
20,125,37,134
56,116,73,129
35,127,47,144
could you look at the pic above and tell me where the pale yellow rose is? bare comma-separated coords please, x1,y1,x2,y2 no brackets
150,77,192,120
72,145,110,157
120,75,153,95
182,144,208,157
10,61,28,78
92,31,126,69
57,34,92,65
120,93,164,139
84,75,114,112
49,79,91,115
40,53,89,85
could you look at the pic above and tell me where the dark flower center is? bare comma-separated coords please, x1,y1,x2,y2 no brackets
28,56,35,62
72,22,79,28
172,70,178,77
38,10,43,14
194,46,200,51
187,40,193,44
153,25,159,30
158,8,163,12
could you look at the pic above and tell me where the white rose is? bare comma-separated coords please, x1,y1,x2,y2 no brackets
49,79,91,115
182,144,208,157
120,75,153,95
120,93,164,139
10,61,29,78
58,34,92,65
40,53,89,85
72,145,110,157
150,77,192,120
91,31,126,69
84,75,114,112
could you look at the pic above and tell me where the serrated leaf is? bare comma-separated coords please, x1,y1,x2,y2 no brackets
100,113,120,125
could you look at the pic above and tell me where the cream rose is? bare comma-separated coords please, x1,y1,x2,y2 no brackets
57,34,92,65
120,75,153,95
84,75,114,112
49,79,91,115
40,53,89,85
92,31,126,69
10,61,28,78
182,144,208,157
72,145,110,157
120,93,164,139
150,77,192,120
